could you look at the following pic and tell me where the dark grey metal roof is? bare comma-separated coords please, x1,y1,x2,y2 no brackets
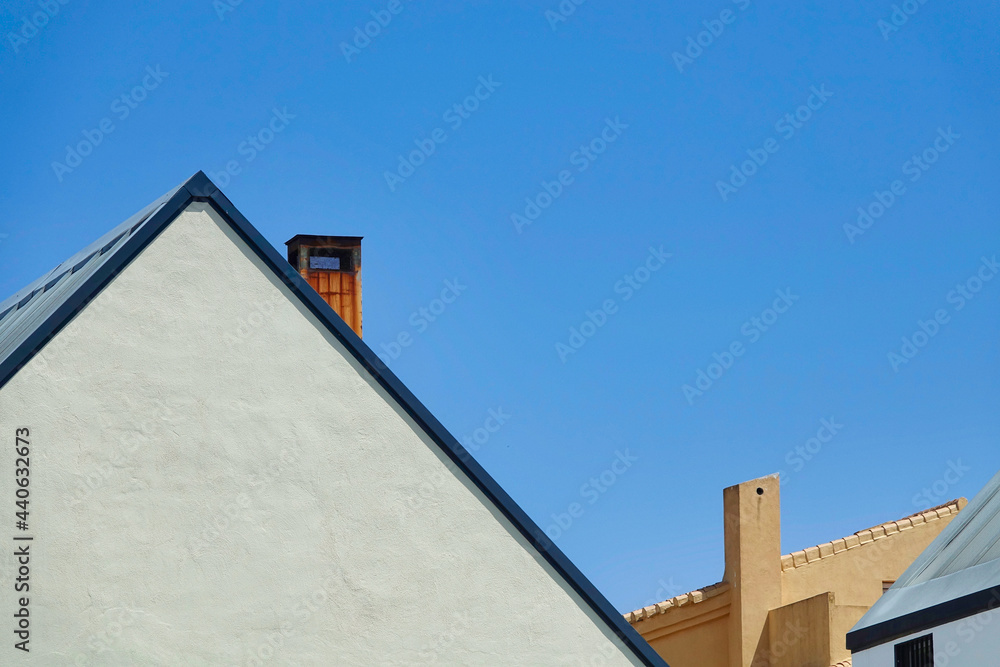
899,472,1000,585
848,469,1000,651
0,183,183,373
0,172,667,667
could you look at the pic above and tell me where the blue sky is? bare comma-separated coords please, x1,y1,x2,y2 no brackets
2,0,998,613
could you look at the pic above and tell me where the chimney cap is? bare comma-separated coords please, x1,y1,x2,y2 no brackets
285,234,363,247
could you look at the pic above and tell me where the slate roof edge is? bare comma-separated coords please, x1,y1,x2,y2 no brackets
0,183,191,390
846,584,1000,652
200,174,667,666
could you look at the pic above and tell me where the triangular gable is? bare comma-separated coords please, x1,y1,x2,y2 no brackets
0,172,665,666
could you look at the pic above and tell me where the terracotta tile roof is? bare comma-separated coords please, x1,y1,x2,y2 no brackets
625,499,966,624
831,658,851,667
623,581,730,624
780,499,966,572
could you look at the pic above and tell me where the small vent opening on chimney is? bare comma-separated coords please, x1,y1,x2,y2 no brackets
310,256,339,270
308,247,352,272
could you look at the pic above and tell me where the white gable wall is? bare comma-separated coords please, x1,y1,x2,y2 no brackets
852,606,1000,667
0,202,639,665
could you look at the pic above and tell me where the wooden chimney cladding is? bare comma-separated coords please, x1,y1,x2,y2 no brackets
285,235,363,338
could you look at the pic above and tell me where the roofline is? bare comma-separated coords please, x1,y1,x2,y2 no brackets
625,581,730,624
626,499,966,624
0,172,667,667
782,498,965,572
846,584,1000,652
0,185,192,390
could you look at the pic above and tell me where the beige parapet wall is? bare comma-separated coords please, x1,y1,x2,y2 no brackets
626,475,965,667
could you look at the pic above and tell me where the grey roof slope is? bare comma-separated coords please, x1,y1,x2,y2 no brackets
0,183,182,375
0,172,667,667
848,468,1000,651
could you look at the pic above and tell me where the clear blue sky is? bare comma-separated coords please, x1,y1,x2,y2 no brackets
2,1,998,613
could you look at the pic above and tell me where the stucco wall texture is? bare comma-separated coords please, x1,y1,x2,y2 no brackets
0,203,638,665
628,477,964,667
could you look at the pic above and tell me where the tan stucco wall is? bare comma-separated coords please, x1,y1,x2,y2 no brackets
831,604,868,658
780,508,962,663
0,203,639,665
780,515,957,608
724,475,782,667
766,592,832,667
639,590,731,667
649,613,729,667
629,476,964,667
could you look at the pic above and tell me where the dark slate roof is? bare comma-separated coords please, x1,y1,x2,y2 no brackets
0,184,183,377
848,468,1000,652
0,172,667,667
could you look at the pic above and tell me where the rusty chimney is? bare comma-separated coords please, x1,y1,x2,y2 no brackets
285,235,363,337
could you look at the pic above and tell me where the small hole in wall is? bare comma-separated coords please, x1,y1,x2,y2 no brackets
756,487,764,495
